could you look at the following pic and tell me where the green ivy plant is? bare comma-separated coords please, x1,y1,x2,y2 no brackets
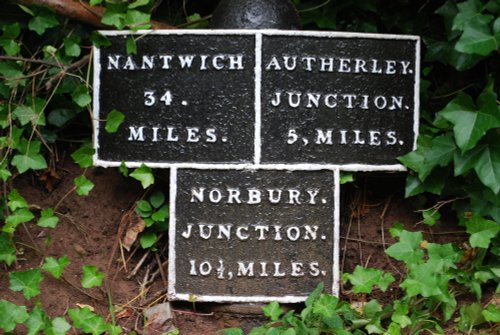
1,0,499,334
134,190,169,249
224,226,500,335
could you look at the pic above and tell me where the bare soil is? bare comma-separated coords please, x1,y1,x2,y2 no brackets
0,148,469,334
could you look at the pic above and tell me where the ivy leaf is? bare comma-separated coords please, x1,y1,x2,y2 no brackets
0,23,21,56
46,317,71,335
8,188,28,211
107,324,123,335
466,215,500,248
12,104,45,126
74,175,95,196
0,38,20,56
68,307,107,335
305,282,324,307
405,168,448,197
63,35,81,57
391,301,411,328
427,243,461,271
400,263,444,297
71,143,95,168
363,299,383,319
11,152,48,173
312,294,338,319
386,230,424,265
223,328,244,335
422,208,441,226
0,232,16,265
129,0,150,9
126,36,137,54
482,303,500,322
27,305,49,335
423,37,481,71
458,303,486,332
125,10,151,30
136,199,152,216
37,208,59,228
101,3,127,29
4,208,35,233
452,0,492,31
151,206,168,222
262,301,283,321
139,232,157,249
0,299,29,332
344,266,394,294
9,269,43,299
439,91,500,153
473,143,500,194
48,108,78,127
421,134,456,180
71,86,91,108
130,164,154,189
11,139,48,173
150,191,165,208
81,265,104,288
28,8,59,35
116,163,128,179
105,109,125,133
455,20,500,56
42,256,70,279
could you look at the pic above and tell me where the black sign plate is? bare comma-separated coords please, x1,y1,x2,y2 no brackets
93,30,419,169
260,35,419,165
168,168,339,302
94,32,256,165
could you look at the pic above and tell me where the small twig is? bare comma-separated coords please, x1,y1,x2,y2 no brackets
45,54,90,91
116,287,150,313
54,186,76,211
175,14,212,28
172,309,214,317
0,55,59,67
340,236,385,246
155,253,167,288
141,287,168,307
61,275,103,302
299,0,331,13
21,223,44,256
119,240,128,273
128,250,150,279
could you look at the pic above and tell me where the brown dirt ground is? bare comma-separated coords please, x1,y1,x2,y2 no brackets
0,147,472,334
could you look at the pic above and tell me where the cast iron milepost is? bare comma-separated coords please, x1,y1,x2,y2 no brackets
210,0,301,30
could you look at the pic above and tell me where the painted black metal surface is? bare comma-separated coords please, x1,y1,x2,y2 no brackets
260,35,418,165
210,0,301,29
171,169,335,299
96,33,255,164
94,31,418,167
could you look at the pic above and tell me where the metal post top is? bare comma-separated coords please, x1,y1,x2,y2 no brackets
210,0,301,30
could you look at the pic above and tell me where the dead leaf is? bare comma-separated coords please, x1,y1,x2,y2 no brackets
73,243,87,256
76,303,95,311
39,168,61,192
115,308,134,319
123,215,146,251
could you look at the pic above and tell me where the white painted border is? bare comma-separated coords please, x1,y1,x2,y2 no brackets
97,28,419,41
93,161,406,172
167,167,341,303
92,47,101,164
413,38,421,151
333,169,340,296
167,167,178,299
92,29,419,171
254,33,262,165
